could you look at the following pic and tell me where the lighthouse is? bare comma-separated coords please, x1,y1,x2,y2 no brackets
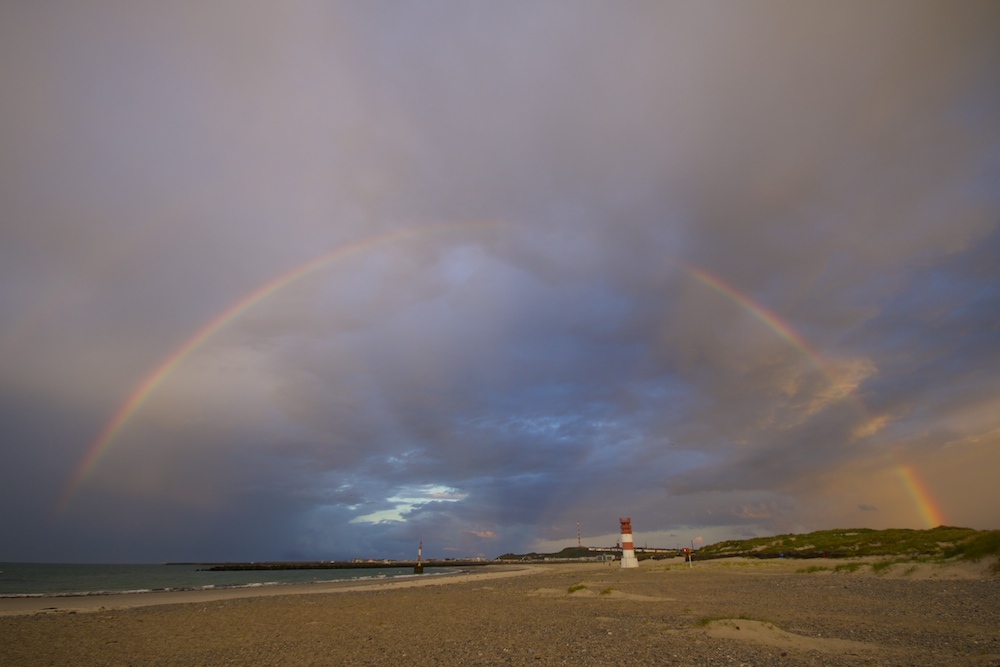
619,518,639,568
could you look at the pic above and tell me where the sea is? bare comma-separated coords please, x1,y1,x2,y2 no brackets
0,563,433,598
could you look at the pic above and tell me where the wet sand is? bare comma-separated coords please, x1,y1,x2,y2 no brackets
1,558,997,666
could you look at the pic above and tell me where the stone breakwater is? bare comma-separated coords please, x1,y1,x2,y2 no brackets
197,560,492,571
1,559,997,666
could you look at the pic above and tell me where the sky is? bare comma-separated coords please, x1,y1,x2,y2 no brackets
1,1,999,563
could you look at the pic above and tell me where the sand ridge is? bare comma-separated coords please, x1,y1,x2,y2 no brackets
699,618,872,653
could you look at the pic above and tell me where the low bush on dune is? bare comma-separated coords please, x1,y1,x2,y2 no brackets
942,530,1000,562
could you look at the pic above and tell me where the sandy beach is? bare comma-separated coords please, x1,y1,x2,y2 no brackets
1,557,997,666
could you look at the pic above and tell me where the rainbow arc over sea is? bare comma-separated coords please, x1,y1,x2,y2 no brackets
55,222,499,512
56,236,944,528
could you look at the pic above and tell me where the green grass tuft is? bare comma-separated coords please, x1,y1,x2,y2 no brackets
567,584,587,593
833,562,861,573
870,559,900,573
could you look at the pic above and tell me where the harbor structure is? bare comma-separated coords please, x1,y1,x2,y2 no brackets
619,518,639,568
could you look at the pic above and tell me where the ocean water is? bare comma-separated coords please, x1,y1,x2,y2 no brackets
0,563,426,598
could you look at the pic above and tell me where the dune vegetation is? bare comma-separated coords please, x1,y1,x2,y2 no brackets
696,526,1000,565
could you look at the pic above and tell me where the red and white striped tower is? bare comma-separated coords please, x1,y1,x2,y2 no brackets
619,518,638,568
414,540,424,574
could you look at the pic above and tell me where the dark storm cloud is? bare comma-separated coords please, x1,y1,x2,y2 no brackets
1,1,998,562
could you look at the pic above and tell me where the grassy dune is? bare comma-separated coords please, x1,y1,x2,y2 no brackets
697,526,1000,567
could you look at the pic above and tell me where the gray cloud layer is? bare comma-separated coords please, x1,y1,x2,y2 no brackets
2,1,998,562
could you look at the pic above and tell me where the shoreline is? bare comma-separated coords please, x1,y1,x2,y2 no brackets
0,564,538,617
2,555,991,617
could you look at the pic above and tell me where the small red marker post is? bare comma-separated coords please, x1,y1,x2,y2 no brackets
414,540,424,574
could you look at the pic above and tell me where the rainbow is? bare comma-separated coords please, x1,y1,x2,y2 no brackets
55,222,499,512
60,238,935,528
685,267,948,528
894,465,944,528
684,266,951,528
682,264,858,403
